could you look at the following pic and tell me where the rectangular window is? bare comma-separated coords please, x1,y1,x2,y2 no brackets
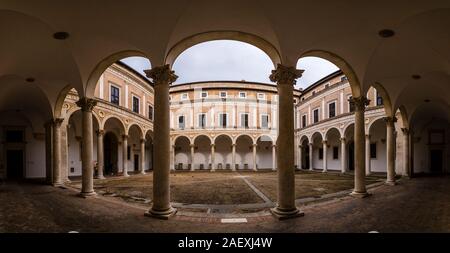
198,114,206,128
127,146,131,160
239,92,247,98
333,146,339,159
341,76,348,82
319,148,323,160
110,86,120,105
132,96,140,113
257,93,265,100
261,115,269,128
201,91,208,98
240,113,249,128
219,113,227,127
348,96,355,112
220,91,227,98
181,93,188,100
328,102,336,118
148,105,153,120
376,94,383,106
302,115,307,128
178,115,185,129
370,143,377,159
313,109,319,123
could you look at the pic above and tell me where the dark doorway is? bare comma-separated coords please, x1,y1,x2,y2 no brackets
301,140,309,169
134,154,139,171
430,150,443,174
104,132,118,176
348,141,355,171
6,150,24,180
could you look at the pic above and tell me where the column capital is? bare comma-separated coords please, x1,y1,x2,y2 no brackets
231,143,237,147
210,143,215,147
322,140,328,145
269,64,304,85
252,143,258,147
309,142,313,146
272,144,277,148
96,129,105,136
365,134,370,138
298,144,303,148
52,118,64,127
340,137,346,142
348,96,370,112
190,144,195,148
144,64,178,85
122,134,128,140
384,116,397,125
76,97,97,112
401,128,410,134
140,138,146,143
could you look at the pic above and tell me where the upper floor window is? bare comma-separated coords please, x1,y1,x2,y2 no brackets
178,115,185,129
220,91,227,98
313,108,319,123
312,91,316,96
348,96,355,112
325,83,330,89
257,93,266,100
201,91,208,98
328,102,336,118
341,76,348,82
181,93,189,100
198,113,206,128
132,96,140,113
239,92,247,98
302,114,307,128
376,94,383,106
110,85,120,105
240,113,249,128
148,105,153,120
261,114,269,128
293,98,297,104
219,113,227,127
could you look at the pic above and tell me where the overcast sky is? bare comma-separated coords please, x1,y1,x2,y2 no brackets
121,40,338,90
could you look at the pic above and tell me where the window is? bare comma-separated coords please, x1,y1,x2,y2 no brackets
178,115,185,129
110,85,120,105
127,146,131,160
376,94,383,106
240,113,249,128
257,93,266,100
219,113,227,127
148,105,153,120
325,83,330,89
370,143,377,158
328,102,336,118
333,146,339,159
319,148,323,160
341,76,348,82
312,91,316,95
198,114,206,128
313,109,319,123
348,96,355,112
261,115,269,128
302,115,307,128
132,96,140,113
181,93,188,100
294,98,297,104
201,91,208,98
239,92,247,98
220,91,227,98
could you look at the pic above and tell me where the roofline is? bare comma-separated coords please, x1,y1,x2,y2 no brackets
170,80,302,92
115,60,153,87
301,70,343,94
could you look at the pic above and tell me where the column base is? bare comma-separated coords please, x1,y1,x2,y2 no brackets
145,206,177,220
95,175,106,180
123,173,130,177
322,169,327,173
270,206,304,220
385,180,397,186
140,171,146,175
52,182,64,187
350,191,370,198
78,191,97,198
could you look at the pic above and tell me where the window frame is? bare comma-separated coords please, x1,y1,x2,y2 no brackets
219,91,227,98
260,114,269,129
132,95,140,114
257,93,266,100
178,115,186,129
328,101,337,118
239,113,249,128
238,92,247,99
109,83,121,106
200,91,208,99
148,104,154,120
302,114,307,128
181,93,189,100
198,113,207,128
218,113,228,128
313,108,320,123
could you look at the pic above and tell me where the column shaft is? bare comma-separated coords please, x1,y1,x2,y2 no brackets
272,145,276,171
298,145,303,170
340,138,346,173
140,139,146,174
122,135,129,177
96,130,105,179
231,144,236,171
322,141,327,172
52,118,63,186
211,144,216,171
190,144,195,171
309,143,313,170
252,144,257,171
365,134,371,175
386,117,397,184
402,128,410,177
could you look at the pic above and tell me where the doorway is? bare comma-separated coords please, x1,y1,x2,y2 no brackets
104,132,118,176
134,154,139,171
6,149,24,180
430,149,443,174
348,141,355,171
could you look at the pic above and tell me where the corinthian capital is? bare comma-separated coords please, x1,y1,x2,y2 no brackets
269,64,304,85
52,118,64,127
144,64,178,85
401,128,410,134
76,97,97,112
348,96,370,112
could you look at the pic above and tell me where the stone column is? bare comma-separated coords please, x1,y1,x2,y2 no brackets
231,143,236,171
52,118,64,186
298,145,303,170
171,145,175,171
122,134,129,177
44,121,53,184
96,130,105,179
365,134,371,175
309,143,313,170
190,144,195,171
340,137,346,173
322,140,328,172
401,128,410,177
211,144,216,171
349,96,370,197
385,116,397,185
140,138,146,174
252,143,257,171
144,65,177,219
272,144,277,171
269,64,304,219
76,97,97,197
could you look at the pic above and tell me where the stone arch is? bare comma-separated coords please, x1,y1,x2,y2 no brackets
325,127,342,140
212,134,233,144
85,50,150,98
256,134,273,143
164,31,282,68
311,131,324,142
343,123,355,138
396,105,409,129
173,135,192,146
54,85,83,119
368,116,386,134
127,123,144,138
193,134,213,144
234,134,255,145
193,135,212,170
102,116,126,135
298,50,362,98
299,135,310,144
367,82,393,117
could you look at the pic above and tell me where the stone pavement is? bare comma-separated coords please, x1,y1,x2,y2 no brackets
0,176,449,233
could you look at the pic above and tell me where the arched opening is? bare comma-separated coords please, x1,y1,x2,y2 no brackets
311,132,324,170
344,124,355,171
145,131,154,171
300,136,310,170
325,128,342,171
256,135,274,170
174,136,191,170
214,135,233,170
368,118,387,173
103,132,119,176
193,135,212,170
235,135,254,170
128,124,144,173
